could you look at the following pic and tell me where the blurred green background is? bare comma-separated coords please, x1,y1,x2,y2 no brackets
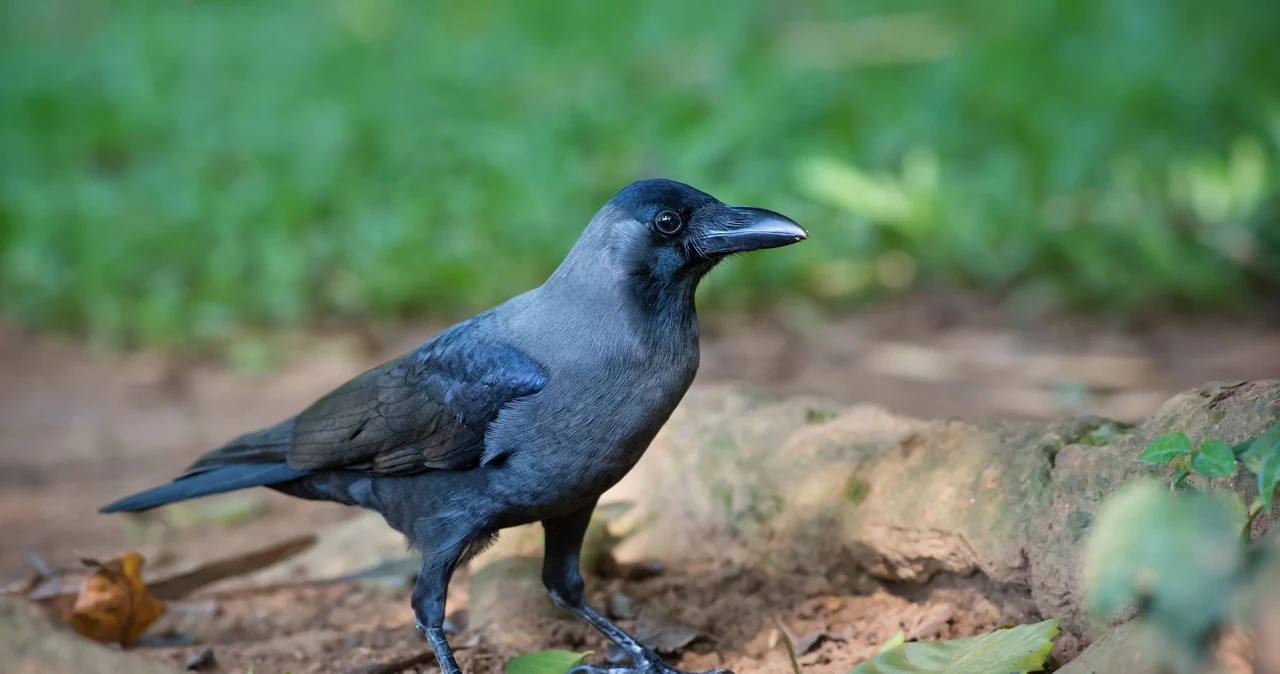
2,0,1278,350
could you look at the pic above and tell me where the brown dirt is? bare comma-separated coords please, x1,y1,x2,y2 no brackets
3,296,1278,673
137,562,1028,674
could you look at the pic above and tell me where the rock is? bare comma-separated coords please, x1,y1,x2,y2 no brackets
614,386,885,567
247,511,413,583
1054,623,1164,674
619,381,1279,653
466,503,635,647
463,381,1280,660
467,556,561,650
608,592,637,620
0,595,181,674
184,647,215,671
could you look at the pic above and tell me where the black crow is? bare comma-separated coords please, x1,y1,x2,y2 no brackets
101,179,807,674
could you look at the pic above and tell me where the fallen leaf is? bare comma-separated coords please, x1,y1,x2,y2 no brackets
21,534,317,605
852,620,1059,673
634,615,704,653
505,649,593,674
607,611,704,662
879,631,906,653
57,552,167,645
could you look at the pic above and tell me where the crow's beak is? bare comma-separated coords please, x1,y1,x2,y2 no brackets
701,207,808,255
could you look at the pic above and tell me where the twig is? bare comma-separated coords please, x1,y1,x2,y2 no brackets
148,534,317,600
194,577,341,598
342,649,436,674
24,548,53,577
771,616,805,674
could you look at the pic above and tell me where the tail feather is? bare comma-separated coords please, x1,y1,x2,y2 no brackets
99,463,307,513
185,418,295,473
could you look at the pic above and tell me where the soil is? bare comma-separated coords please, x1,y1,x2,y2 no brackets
141,565,1028,674
3,295,1278,674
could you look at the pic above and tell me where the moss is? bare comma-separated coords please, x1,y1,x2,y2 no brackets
806,408,840,425
844,476,871,506
748,494,786,524
1067,510,1094,542
1077,421,1135,447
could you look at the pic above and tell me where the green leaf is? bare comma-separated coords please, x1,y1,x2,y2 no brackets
505,650,592,674
1190,440,1236,478
1138,432,1193,465
1207,489,1249,533
1240,422,1280,474
851,620,1058,674
880,631,906,653
1083,480,1244,646
1169,467,1190,491
1258,451,1280,511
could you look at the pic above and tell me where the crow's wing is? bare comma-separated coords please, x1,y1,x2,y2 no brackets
186,322,547,476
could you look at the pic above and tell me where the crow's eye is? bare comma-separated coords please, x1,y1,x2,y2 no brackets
653,210,684,236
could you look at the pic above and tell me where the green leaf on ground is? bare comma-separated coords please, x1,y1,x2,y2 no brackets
1190,440,1237,478
1138,432,1193,465
850,620,1058,674
880,631,906,653
1258,451,1280,511
1238,421,1280,472
506,650,592,674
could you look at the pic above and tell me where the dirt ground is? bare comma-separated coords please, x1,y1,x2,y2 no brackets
140,565,1031,674
3,296,1279,673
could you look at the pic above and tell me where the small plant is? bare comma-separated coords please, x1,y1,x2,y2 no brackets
1138,421,1280,537
1081,420,1280,672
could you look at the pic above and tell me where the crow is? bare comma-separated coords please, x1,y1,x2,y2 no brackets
101,178,807,674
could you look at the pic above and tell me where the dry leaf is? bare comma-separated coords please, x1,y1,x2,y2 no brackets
57,552,167,645
606,611,705,663
19,534,317,605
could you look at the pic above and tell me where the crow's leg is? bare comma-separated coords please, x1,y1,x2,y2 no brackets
411,526,472,674
542,504,731,674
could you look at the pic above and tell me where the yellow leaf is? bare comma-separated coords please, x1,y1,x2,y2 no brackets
58,552,167,645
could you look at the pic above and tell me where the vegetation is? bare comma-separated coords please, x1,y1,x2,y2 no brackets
2,0,1279,349
1084,422,1280,672
848,620,1058,674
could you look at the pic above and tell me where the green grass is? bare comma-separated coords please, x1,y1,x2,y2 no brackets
2,0,1278,349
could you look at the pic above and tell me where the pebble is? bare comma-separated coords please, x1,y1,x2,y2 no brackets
185,647,216,671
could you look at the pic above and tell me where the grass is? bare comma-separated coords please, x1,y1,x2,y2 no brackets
1,0,1278,349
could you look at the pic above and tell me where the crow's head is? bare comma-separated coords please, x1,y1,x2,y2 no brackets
596,178,806,289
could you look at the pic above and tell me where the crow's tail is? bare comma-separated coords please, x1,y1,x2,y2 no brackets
99,463,307,513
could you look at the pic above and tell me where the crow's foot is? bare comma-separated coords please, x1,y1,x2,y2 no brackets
569,663,731,674
414,618,464,674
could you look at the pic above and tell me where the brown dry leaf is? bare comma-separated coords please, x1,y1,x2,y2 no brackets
20,534,317,606
57,552,167,645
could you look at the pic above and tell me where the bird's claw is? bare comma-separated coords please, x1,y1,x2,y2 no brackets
569,664,732,674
